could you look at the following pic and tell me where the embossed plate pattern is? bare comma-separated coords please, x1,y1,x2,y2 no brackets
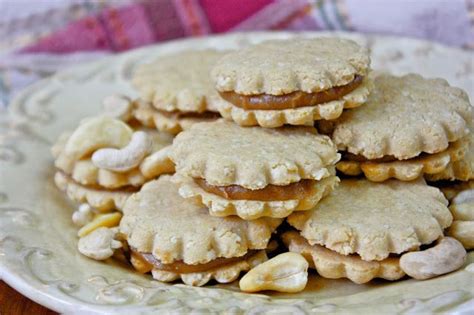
0,32,473,314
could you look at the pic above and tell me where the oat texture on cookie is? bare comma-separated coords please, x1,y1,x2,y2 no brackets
287,179,453,261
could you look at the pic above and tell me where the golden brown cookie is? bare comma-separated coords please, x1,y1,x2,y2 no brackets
119,175,281,287
287,179,452,261
332,74,472,160
211,38,372,127
169,119,340,218
132,50,228,113
282,231,405,284
54,172,132,212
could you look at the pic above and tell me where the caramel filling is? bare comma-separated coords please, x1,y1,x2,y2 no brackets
157,109,221,119
343,150,436,163
220,75,363,110
131,249,255,274
195,178,316,201
343,152,398,163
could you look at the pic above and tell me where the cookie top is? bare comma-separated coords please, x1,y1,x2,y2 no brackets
119,175,282,265
169,119,340,189
132,50,227,113
332,74,473,160
287,179,452,261
211,38,370,95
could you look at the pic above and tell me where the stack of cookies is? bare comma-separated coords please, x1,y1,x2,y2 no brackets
52,36,473,293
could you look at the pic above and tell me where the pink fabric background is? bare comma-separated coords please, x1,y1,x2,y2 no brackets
0,0,473,108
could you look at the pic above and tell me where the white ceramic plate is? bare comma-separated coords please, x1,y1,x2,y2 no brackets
1,32,473,314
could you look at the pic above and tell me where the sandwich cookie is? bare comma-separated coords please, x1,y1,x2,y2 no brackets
211,38,372,127
169,119,340,220
333,74,473,182
119,176,282,286
132,50,227,134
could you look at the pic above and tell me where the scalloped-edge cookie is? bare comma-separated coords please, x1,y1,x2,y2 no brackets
54,172,132,212
337,138,468,182
426,134,474,182
132,50,229,113
332,74,473,160
170,119,339,189
132,99,220,135
53,121,175,189
146,251,268,287
215,77,372,128
282,231,405,284
212,38,370,95
287,179,452,261
119,176,282,265
174,174,339,220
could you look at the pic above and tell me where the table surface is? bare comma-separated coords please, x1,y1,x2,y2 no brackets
0,281,56,314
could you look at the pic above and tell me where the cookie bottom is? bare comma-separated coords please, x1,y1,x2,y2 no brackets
130,249,268,287
174,174,339,220
282,231,405,284
54,172,133,211
133,100,220,134
216,77,373,128
337,138,468,182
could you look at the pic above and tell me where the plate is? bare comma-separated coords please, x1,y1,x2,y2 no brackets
0,32,473,314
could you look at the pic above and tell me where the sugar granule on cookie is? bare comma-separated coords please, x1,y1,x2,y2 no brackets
119,175,282,286
169,119,340,219
211,38,372,127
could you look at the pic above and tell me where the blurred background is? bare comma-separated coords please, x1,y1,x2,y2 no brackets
0,0,473,108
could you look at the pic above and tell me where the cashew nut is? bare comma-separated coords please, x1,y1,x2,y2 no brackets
139,146,175,178
239,252,308,293
72,203,94,227
92,131,152,172
65,116,133,160
78,227,122,260
400,237,466,280
102,94,133,121
78,211,122,237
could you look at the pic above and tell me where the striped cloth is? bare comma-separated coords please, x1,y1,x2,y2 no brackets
1,0,473,108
